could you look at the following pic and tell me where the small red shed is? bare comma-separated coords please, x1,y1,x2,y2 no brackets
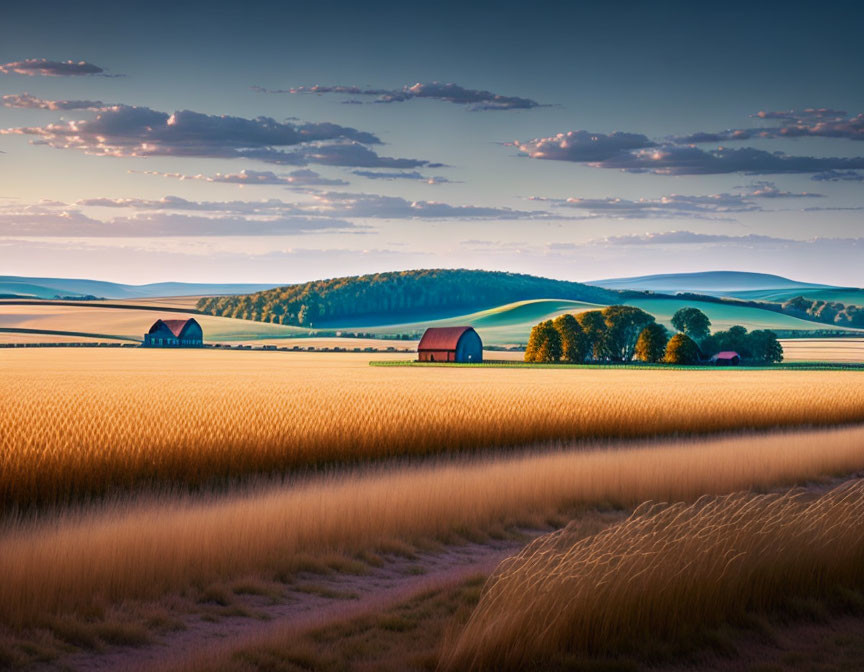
417,326,482,363
710,351,741,366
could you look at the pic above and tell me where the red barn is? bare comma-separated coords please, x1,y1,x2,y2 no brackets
144,318,203,348
417,326,482,363
710,351,741,366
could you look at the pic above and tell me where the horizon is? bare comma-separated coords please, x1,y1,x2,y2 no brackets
3,267,855,291
2,0,864,286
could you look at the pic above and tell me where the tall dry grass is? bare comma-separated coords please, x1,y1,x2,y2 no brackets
441,479,864,672
3,349,864,508
2,425,864,626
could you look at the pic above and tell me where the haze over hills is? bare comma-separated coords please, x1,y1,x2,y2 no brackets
0,276,278,300
589,271,839,295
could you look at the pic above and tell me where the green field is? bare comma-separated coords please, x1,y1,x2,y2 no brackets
726,287,864,305
1,294,861,347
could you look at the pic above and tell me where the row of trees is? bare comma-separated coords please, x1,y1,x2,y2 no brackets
782,296,864,328
525,306,784,365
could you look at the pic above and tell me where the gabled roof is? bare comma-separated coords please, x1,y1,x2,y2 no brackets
712,351,740,360
148,318,200,338
418,326,476,351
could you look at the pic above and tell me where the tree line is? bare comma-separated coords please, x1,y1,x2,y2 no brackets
525,305,783,365
196,269,618,327
673,292,864,329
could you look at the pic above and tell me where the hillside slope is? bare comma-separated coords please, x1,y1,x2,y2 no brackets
196,269,621,327
590,271,836,295
0,276,276,300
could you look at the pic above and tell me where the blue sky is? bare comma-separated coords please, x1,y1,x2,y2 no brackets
1,0,863,285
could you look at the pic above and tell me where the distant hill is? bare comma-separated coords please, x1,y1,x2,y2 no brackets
196,269,621,327
0,276,278,300
589,271,838,295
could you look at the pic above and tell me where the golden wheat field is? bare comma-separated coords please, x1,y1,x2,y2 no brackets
3,424,864,629
3,348,864,509
443,479,864,671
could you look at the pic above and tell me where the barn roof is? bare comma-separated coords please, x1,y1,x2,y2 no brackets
712,351,740,360
148,318,199,338
418,326,476,351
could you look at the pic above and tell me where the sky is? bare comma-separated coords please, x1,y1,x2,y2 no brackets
1,0,863,286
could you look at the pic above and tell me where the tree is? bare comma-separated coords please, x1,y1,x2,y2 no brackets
671,307,712,343
634,323,669,363
524,320,562,363
601,305,656,362
705,325,751,358
747,330,784,363
553,314,588,363
537,322,563,363
664,333,701,364
576,310,608,361
524,323,543,362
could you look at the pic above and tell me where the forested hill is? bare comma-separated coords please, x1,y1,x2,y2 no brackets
195,269,621,327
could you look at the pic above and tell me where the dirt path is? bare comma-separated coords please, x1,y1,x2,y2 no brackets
52,536,533,672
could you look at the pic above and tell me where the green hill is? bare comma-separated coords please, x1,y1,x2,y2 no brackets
355,296,859,346
196,270,620,327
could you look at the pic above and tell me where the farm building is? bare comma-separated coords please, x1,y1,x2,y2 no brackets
417,326,482,363
710,351,741,366
144,318,203,348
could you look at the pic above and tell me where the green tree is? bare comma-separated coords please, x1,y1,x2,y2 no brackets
601,305,656,362
524,320,562,363
664,333,701,364
671,307,712,343
634,323,669,363
576,310,608,361
553,314,588,363
704,325,751,358
748,330,784,363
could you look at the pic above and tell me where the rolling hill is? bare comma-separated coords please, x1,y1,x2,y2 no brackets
3,269,862,348
196,269,620,327
0,276,277,300
590,271,837,296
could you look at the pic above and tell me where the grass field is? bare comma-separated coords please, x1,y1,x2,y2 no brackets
3,347,864,670
779,338,864,363
0,303,310,343
2,293,860,348
3,422,864,628
727,287,864,305
444,480,864,671
3,349,864,508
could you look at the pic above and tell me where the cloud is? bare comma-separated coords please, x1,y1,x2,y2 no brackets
811,169,864,182
513,130,655,162
75,192,554,221
753,108,846,121
673,109,864,144
0,59,110,76
531,182,824,220
351,170,452,184
254,81,542,111
305,192,553,219
739,180,823,198
0,105,436,168
2,93,106,110
597,145,864,175
591,232,864,254
531,193,755,220
597,231,795,246
0,204,357,237
131,168,348,187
